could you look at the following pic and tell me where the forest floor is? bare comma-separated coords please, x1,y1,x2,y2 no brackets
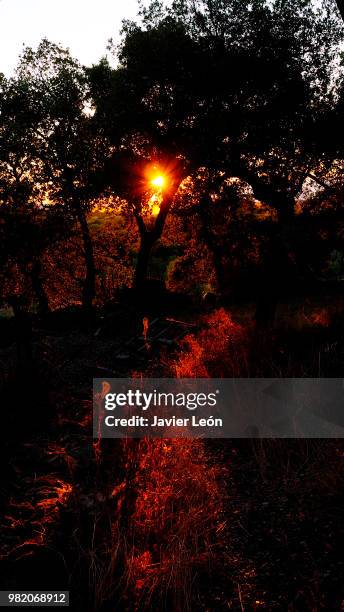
0,296,344,611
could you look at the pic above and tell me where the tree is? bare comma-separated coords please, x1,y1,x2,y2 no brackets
0,40,109,313
99,153,184,291
0,62,63,315
88,53,190,292
89,0,343,320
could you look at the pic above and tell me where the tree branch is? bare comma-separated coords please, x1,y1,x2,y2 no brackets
132,202,147,237
306,173,335,192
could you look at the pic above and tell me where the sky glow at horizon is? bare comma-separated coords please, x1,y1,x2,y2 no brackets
0,0,140,75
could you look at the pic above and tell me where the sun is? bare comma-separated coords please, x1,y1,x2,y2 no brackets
151,175,165,188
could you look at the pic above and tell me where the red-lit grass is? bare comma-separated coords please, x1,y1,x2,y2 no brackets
115,438,229,611
1,472,73,560
173,308,249,378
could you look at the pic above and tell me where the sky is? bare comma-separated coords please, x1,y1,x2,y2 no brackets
0,0,141,75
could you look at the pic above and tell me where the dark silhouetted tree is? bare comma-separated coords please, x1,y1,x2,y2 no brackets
89,0,343,321
0,40,109,313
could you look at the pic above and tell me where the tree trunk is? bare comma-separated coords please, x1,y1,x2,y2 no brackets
30,258,50,317
133,193,174,291
133,232,155,291
199,195,227,295
254,194,295,328
77,207,96,311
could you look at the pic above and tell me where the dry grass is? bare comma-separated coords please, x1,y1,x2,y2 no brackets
173,308,249,378
103,438,228,611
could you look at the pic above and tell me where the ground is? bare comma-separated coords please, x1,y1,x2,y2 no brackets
0,296,343,611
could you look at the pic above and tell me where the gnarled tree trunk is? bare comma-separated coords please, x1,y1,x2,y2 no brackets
199,195,227,296
30,257,50,317
254,193,295,328
133,193,173,292
134,232,155,291
76,206,96,312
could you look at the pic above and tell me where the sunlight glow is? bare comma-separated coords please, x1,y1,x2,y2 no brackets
151,175,165,189
148,194,161,216
151,203,161,216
